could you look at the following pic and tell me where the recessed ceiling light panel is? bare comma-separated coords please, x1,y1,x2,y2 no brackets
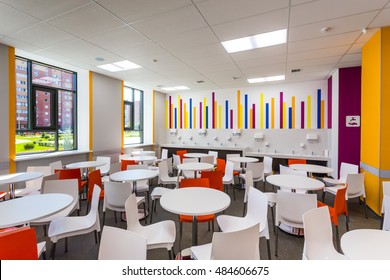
247,75,285,84
97,60,141,72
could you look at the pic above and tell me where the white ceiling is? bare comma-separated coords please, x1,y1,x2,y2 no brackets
1,0,390,93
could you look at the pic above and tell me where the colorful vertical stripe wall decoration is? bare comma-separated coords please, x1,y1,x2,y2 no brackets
166,86,327,130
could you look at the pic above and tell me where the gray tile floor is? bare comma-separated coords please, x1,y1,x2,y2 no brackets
36,179,380,260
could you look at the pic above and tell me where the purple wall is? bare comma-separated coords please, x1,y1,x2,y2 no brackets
328,76,332,128
338,67,361,171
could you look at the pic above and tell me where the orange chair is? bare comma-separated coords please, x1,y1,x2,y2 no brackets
0,192,6,201
201,170,224,191
87,169,105,213
317,186,349,250
55,168,87,194
176,150,187,163
216,158,226,176
179,178,213,248
0,227,39,260
288,159,307,166
121,159,137,171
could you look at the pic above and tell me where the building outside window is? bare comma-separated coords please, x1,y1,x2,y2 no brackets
15,58,77,154
124,86,143,145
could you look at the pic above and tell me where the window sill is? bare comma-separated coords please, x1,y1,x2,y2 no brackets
14,150,91,162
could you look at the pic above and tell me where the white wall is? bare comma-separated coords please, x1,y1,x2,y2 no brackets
153,90,167,153
0,44,10,174
331,70,340,178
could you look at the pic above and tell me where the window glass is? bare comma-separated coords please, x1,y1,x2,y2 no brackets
123,86,143,145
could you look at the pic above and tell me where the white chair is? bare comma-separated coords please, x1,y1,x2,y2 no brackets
383,195,390,231
48,185,102,259
49,160,62,174
102,181,146,225
223,161,236,200
275,190,317,256
102,162,121,184
381,182,390,229
279,164,307,193
191,223,260,260
323,172,367,218
156,148,168,163
30,179,80,233
118,154,131,161
96,156,111,176
150,160,180,223
98,225,147,260
181,158,198,178
200,155,214,165
15,165,51,197
226,154,242,173
172,154,181,175
302,207,347,260
323,162,358,185
208,151,218,165
241,170,253,216
240,162,264,189
217,187,271,259
125,193,176,259
263,156,273,177
39,172,60,194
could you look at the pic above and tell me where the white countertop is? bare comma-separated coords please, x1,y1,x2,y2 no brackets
245,151,330,161
161,144,247,151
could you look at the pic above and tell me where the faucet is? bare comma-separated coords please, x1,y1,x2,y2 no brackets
274,149,277,154
292,150,294,154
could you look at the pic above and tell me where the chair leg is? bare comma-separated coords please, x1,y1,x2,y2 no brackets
42,251,47,260
232,184,236,201
103,211,106,225
94,230,98,244
275,224,279,256
270,206,276,235
345,214,350,231
168,250,172,260
243,202,247,217
51,243,56,260
335,225,340,251
208,221,211,231
65,237,68,252
212,220,215,232
266,239,271,260
114,211,117,223
380,215,384,230
363,197,368,219
150,200,155,223
179,221,183,252
43,225,47,237
86,202,90,215
322,191,326,203
143,201,147,225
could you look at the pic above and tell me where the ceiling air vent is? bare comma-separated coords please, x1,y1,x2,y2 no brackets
196,80,204,83
291,68,302,73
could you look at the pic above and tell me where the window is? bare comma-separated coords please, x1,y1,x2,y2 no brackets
15,58,77,154
124,86,143,145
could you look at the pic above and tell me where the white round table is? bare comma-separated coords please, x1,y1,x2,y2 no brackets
0,193,73,228
131,151,155,156
266,174,324,192
124,156,157,164
160,187,230,246
289,164,333,177
0,172,44,199
66,161,106,170
227,156,259,172
341,229,390,259
177,162,214,178
183,153,209,159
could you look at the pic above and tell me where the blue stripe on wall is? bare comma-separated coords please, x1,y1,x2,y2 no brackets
288,107,292,129
174,108,177,129
206,106,209,129
245,94,248,129
266,103,269,129
189,98,192,129
317,89,321,129
225,100,229,129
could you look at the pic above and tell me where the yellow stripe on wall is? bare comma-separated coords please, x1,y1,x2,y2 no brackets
283,102,287,129
307,95,311,129
184,103,188,129
89,72,93,160
292,96,295,129
203,97,207,128
194,107,197,129
165,99,169,129
218,105,222,129
177,96,181,128
239,104,243,129
249,109,253,129
8,47,16,172
271,98,275,129
321,100,325,129
237,90,241,129
260,93,264,129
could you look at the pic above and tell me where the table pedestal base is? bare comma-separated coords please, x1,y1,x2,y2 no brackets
278,224,304,236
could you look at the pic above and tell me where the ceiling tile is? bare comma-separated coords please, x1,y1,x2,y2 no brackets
115,42,167,60
369,8,390,28
174,43,228,62
235,54,286,69
195,0,289,26
48,2,125,38
339,53,361,63
288,45,350,62
290,0,388,27
211,8,289,41
0,3,39,35
85,26,149,51
1,37,41,53
9,23,75,48
241,63,286,78
0,0,90,20
96,0,192,24
41,39,109,59
131,5,208,40
230,45,287,61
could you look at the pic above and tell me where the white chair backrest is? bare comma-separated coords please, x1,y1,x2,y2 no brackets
339,162,359,181
346,173,365,197
165,157,173,174
125,193,143,231
208,151,218,165
98,226,147,260
200,155,214,164
158,160,171,180
43,179,79,211
127,164,148,170
243,170,253,203
40,172,60,194
96,156,111,175
104,181,133,209
49,161,62,174
279,164,307,177
263,156,273,174
26,166,51,189
383,195,390,231
246,162,264,181
224,161,235,181
303,206,336,259
382,182,390,214
247,188,269,239
210,223,260,260
226,154,241,170
161,149,168,160
276,190,317,228
86,185,101,229
118,154,131,161
173,154,181,167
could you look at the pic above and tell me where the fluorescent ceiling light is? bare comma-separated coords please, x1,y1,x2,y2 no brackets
97,60,141,72
222,29,287,53
247,75,285,84
161,86,190,91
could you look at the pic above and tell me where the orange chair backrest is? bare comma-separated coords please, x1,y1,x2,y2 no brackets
288,159,307,166
121,159,137,171
87,169,103,202
55,168,83,190
201,170,224,191
180,178,210,188
0,227,38,260
333,186,348,224
216,158,226,176
176,150,187,163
